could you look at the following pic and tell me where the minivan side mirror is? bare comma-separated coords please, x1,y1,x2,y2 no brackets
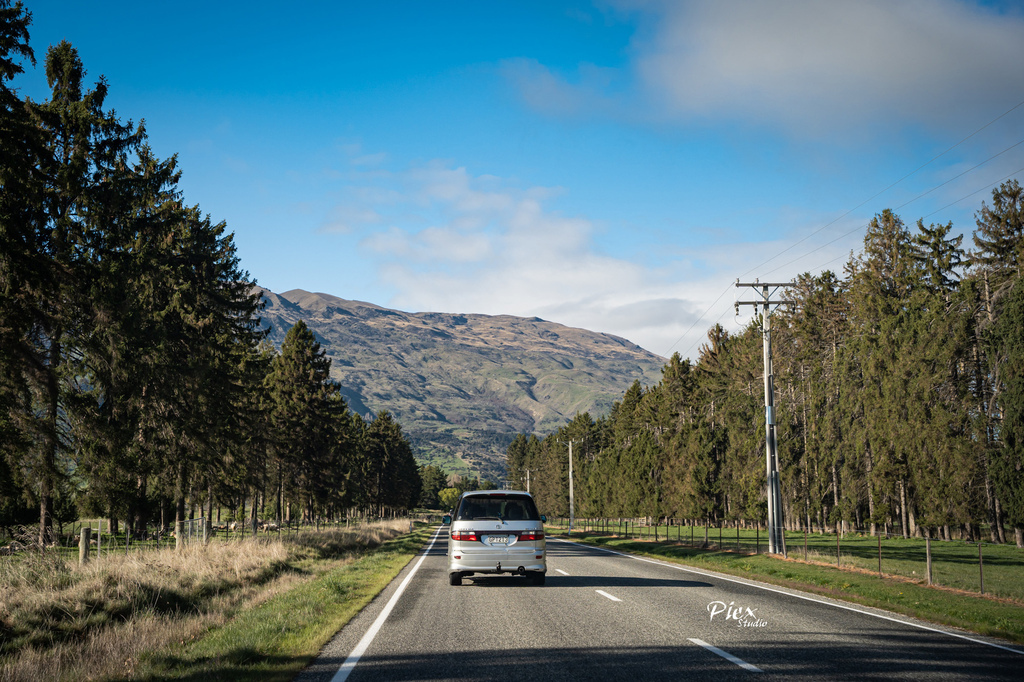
540,515,546,523
442,515,452,525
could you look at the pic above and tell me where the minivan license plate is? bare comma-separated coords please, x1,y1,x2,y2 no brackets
488,535,509,544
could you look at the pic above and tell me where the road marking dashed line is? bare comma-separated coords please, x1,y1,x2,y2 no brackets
689,638,762,673
554,538,1024,656
555,568,570,576
596,589,622,602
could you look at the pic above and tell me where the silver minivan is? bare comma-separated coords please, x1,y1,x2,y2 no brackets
443,490,547,585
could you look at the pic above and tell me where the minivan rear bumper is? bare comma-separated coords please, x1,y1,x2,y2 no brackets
449,558,546,574
449,546,546,574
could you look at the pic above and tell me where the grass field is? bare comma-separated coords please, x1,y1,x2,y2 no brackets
0,520,428,682
134,527,431,681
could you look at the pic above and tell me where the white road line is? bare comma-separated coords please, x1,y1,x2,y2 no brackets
555,539,1024,656
555,568,570,576
596,589,622,602
689,638,762,673
331,528,443,682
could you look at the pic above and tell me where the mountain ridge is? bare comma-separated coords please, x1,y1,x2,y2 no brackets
257,287,666,481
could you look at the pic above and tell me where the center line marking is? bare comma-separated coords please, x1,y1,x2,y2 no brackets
689,638,762,673
555,569,570,576
596,590,622,602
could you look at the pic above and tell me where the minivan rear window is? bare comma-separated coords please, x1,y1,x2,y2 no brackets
456,494,540,521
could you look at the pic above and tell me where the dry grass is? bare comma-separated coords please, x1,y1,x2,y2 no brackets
0,520,409,682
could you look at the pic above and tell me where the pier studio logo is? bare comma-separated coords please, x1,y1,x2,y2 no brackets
707,600,768,628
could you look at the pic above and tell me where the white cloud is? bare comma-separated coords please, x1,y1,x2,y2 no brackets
351,151,388,167
510,0,1024,136
319,204,384,234
501,58,623,119
361,225,493,263
320,159,855,356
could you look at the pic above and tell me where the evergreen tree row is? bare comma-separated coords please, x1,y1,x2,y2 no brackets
511,187,1024,547
0,4,421,543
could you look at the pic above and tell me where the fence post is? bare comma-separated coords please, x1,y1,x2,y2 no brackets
79,527,91,565
804,527,808,562
877,533,882,576
836,531,840,567
979,543,984,595
756,524,759,554
926,536,932,585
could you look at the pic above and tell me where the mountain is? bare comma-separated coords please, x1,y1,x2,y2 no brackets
256,288,666,482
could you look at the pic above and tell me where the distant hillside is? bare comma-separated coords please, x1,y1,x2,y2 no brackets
257,288,665,481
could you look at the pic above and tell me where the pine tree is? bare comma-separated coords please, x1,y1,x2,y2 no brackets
785,271,849,531
363,410,420,513
506,433,530,491
973,179,1023,294
985,277,1024,546
912,219,963,295
0,0,36,527
418,464,448,508
842,210,918,535
266,321,353,521
8,40,145,543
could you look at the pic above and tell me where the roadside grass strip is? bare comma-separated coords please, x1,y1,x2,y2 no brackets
550,530,1024,648
134,528,433,681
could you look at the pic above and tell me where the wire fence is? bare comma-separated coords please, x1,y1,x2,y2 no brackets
547,517,1024,602
0,513,434,568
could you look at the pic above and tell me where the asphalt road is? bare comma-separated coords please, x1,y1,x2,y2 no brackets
296,527,1023,681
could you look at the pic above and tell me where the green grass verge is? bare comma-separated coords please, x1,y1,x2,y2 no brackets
134,528,432,681
551,529,1024,646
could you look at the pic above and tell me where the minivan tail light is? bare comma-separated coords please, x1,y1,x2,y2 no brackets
451,531,478,541
519,531,543,541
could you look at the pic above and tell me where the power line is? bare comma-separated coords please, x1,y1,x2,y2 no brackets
670,159,1024,357
763,164,1024,278
663,98,1024,359
686,295,746,360
921,165,1024,220
891,138,1024,211
741,97,1024,279
661,282,733,359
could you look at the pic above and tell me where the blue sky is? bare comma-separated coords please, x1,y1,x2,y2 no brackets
14,0,1024,359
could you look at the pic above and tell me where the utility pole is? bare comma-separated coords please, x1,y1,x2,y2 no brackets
558,438,581,535
568,440,575,535
735,279,792,557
